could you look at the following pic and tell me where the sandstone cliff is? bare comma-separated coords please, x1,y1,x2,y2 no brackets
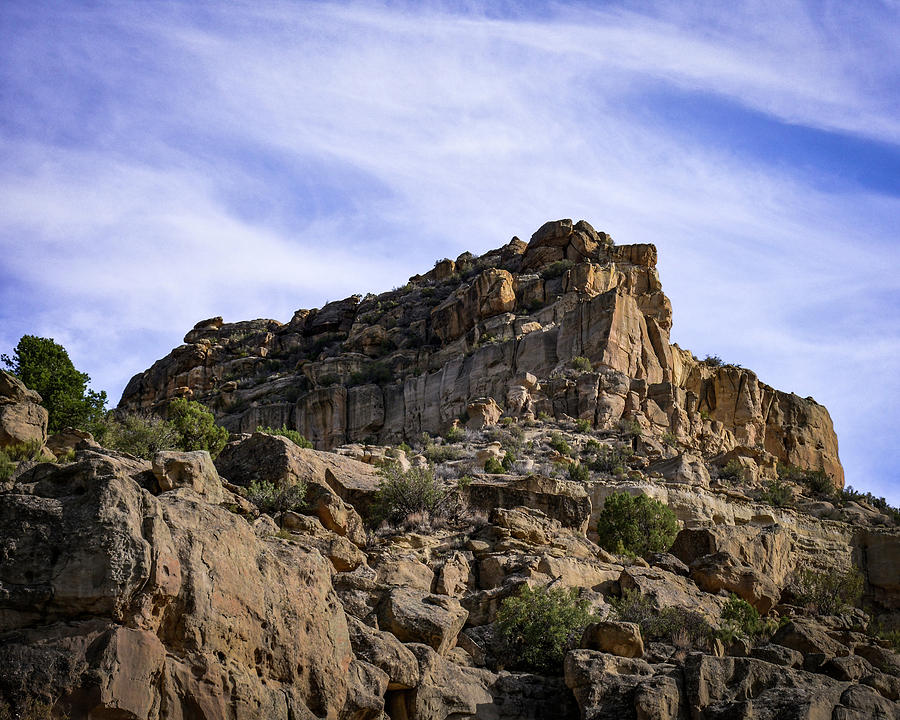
119,220,843,487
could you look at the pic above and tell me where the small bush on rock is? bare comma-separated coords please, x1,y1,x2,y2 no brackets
247,479,307,521
370,464,449,525
795,566,863,615
716,459,745,483
98,412,180,459
496,584,596,674
256,425,313,448
590,444,632,474
760,477,794,507
571,356,592,372
596,491,679,557
548,432,571,455
568,462,589,483
484,456,504,474
718,594,778,642
613,590,712,649
168,398,229,458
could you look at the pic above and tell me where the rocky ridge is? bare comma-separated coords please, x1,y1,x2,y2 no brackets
119,219,842,487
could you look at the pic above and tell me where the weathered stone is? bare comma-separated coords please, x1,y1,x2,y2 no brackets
689,551,781,613
771,619,850,658
152,450,224,502
580,621,644,658
0,370,48,449
377,588,468,655
347,615,420,691
469,475,591,533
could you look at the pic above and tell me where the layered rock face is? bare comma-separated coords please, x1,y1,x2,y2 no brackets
118,219,843,487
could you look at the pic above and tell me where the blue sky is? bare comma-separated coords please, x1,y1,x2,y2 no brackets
1,1,898,503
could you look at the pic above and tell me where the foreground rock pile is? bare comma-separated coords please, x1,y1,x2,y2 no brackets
0,430,897,718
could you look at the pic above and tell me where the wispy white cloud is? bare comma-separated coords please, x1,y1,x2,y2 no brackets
1,0,898,501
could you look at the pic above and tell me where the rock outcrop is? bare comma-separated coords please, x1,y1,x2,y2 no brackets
0,370,48,450
118,220,844,489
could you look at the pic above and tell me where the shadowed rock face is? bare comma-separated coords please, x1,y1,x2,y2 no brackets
117,219,843,489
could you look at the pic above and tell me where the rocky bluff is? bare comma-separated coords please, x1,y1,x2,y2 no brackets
120,219,842,487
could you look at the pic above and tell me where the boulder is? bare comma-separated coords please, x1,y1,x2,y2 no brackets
468,475,592,533
151,450,224,503
0,370,48,449
377,588,468,655
466,397,503,430
771,619,850,658
580,621,644,658
346,615,420,690
689,551,781,613
0,449,358,718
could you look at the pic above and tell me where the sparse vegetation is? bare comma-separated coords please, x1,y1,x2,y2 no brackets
496,584,596,674
760,477,794,508
369,464,449,526
661,432,678,449
596,491,679,557
568,461,590,483
256,424,313,448
348,361,393,387
247,478,307,521
778,463,833,498
575,418,591,433
2,439,54,462
613,590,712,649
571,356,592,372
795,566,863,615
548,432,571,455
484,456,505,474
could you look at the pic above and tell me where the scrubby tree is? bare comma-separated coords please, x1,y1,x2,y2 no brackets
167,398,229,457
596,491,679,557
2,335,107,433
496,584,596,673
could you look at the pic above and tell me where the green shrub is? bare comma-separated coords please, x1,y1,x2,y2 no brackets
247,478,307,520
370,464,448,525
3,439,46,461
795,566,863,615
540,259,574,279
0,697,55,720
661,432,678,449
444,425,466,443
0,450,15,481
3,335,107,433
484,456,505,474
717,459,745,483
613,590,712,648
571,356,592,372
617,418,642,438
596,491,679,557
568,462,589,483
548,432,571,455
98,412,180,459
424,443,468,463
702,355,723,367
168,398,229,457
501,450,516,470
257,424,313,448
760,477,794,507
575,418,591,433
778,463,833,498
718,594,778,642
496,584,596,674
589,444,632,474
